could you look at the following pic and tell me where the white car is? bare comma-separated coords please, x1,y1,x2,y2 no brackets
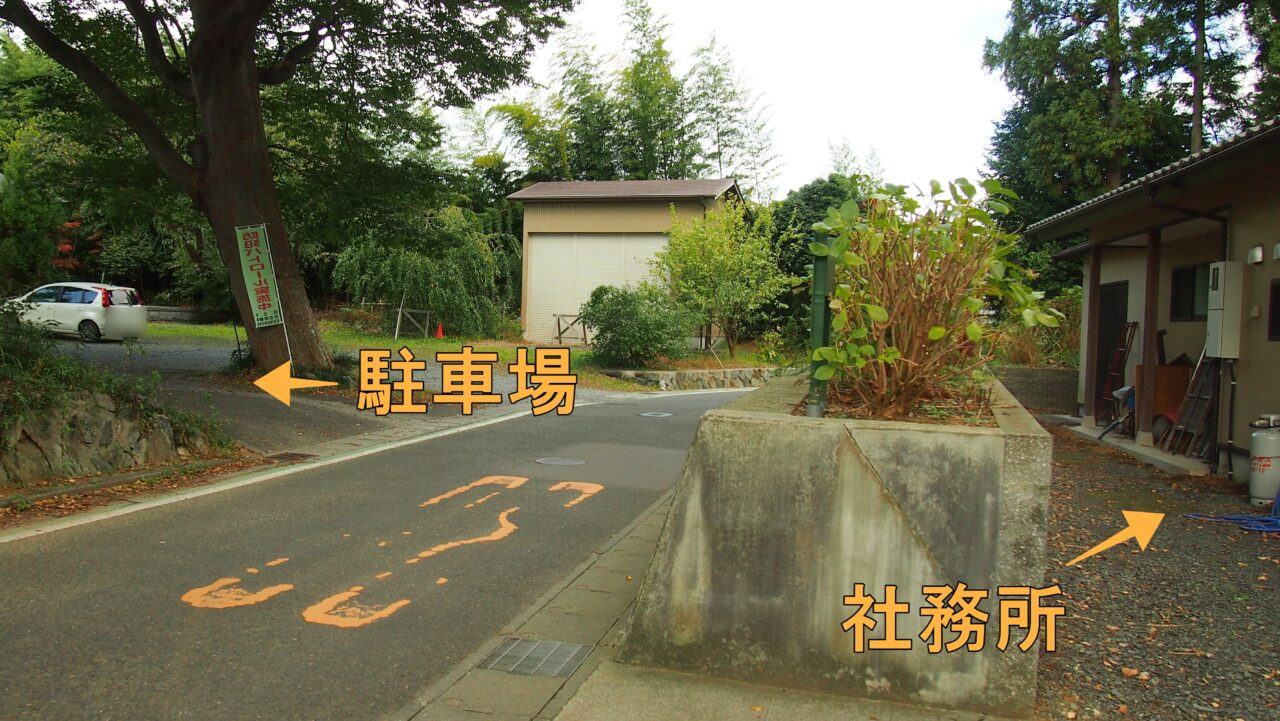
10,282,147,342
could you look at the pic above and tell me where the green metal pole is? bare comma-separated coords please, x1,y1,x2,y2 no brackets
807,232,833,417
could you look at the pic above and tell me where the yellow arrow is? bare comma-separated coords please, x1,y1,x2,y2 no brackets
253,361,338,406
1065,510,1164,567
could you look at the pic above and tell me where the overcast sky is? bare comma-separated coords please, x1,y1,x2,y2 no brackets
510,0,1016,198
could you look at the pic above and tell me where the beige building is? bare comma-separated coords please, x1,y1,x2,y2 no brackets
507,179,741,344
1027,117,1280,474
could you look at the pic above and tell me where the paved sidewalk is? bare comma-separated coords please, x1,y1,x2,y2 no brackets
394,493,672,721
556,663,994,721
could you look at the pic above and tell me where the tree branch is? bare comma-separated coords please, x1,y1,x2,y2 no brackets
122,0,194,100
0,0,197,192
258,22,327,85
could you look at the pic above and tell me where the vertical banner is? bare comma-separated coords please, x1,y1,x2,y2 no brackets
236,224,283,329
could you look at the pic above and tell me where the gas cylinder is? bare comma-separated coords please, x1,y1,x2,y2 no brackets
1249,414,1280,507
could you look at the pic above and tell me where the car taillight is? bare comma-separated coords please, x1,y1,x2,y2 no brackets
100,288,110,307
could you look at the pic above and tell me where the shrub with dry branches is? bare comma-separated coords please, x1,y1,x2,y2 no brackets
810,178,1060,419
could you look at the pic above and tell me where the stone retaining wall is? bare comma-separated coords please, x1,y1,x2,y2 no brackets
994,365,1079,415
1,393,178,486
602,366,777,391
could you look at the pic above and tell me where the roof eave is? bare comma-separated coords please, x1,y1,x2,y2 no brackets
506,193,727,202
1026,117,1280,244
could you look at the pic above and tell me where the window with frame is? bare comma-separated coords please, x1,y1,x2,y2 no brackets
58,287,98,304
27,287,59,303
1170,263,1210,322
1270,278,1279,341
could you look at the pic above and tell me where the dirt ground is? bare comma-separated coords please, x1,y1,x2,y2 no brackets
1037,424,1277,720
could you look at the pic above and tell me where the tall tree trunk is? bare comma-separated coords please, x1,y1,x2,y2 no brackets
1104,0,1126,190
188,3,330,370
1192,0,1206,154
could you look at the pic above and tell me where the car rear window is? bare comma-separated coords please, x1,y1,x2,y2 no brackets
109,289,135,306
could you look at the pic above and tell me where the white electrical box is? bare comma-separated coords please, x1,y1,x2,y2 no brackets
1205,260,1243,358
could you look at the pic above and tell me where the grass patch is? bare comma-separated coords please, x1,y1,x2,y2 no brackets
151,320,785,392
150,320,524,365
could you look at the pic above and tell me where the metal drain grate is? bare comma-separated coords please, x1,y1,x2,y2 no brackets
479,638,592,678
263,452,317,464
534,457,585,466
638,411,673,417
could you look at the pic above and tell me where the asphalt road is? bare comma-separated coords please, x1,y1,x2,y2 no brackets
0,390,745,721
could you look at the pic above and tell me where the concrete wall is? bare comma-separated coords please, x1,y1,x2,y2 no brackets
1077,164,1280,450
622,378,1052,719
518,198,713,331
146,306,228,324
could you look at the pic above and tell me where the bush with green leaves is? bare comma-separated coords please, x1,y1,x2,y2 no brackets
810,178,1060,419
993,285,1082,368
578,285,693,368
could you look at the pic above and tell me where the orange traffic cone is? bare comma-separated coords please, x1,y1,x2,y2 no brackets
435,321,444,339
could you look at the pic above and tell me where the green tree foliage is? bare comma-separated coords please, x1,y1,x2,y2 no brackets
1243,1,1280,119
986,0,1280,296
331,206,517,337
578,284,692,368
615,0,702,180
654,199,787,358
0,12,541,322
556,37,621,180
0,0,574,368
484,0,777,195
687,37,779,199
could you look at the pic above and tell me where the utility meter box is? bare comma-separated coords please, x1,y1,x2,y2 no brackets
1206,260,1243,358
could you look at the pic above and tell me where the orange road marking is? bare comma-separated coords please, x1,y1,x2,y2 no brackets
377,541,388,547
342,533,351,538
465,491,502,508
181,578,294,609
408,507,520,563
402,531,412,536
421,476,527,508
548,481,604,508
437,578,448,585
246,568,259,574
265,557,289,566
302,586,410,628
375,572,392,580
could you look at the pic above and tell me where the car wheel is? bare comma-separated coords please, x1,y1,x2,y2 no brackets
78,319,102,343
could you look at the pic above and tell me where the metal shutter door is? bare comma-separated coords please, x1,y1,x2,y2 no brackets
525,233,668,344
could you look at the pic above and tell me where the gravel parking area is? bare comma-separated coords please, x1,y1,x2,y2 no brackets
1038,424,1277,721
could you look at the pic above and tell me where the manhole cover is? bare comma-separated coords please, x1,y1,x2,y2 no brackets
263,452,317,464
639,411,673,417
534,457,586,466
480,638,592,678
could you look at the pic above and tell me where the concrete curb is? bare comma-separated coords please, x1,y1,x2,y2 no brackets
0,458,237,508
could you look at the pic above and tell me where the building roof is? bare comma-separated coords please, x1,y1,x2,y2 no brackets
1027,115,1280,242
507,179,739,202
